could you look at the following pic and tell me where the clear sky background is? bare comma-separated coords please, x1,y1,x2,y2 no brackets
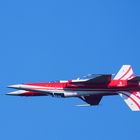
0,0,140,140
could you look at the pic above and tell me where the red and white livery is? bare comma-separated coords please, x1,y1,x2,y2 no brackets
7,65,140,111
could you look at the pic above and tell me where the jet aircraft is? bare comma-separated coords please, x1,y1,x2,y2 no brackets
7,65,140,111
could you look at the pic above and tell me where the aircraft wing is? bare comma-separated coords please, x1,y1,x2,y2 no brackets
72,74,112,84
80,95,103,105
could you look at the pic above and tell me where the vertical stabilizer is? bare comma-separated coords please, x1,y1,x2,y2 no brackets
114,65,134,80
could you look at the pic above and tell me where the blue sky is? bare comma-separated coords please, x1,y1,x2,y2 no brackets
0,0,140,140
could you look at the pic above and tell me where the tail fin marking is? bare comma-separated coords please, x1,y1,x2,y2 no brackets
114,65,134,80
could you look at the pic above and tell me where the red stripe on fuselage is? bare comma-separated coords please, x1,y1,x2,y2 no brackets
23,85,140,93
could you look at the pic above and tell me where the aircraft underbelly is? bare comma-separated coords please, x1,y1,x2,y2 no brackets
53,90,117,97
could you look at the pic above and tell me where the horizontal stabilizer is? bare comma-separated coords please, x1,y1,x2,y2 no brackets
119,91,140,111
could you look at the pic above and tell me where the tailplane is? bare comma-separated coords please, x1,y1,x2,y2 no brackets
119,91,140,111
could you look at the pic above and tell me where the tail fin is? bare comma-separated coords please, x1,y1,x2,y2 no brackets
114,65,134,80
115,65,139,111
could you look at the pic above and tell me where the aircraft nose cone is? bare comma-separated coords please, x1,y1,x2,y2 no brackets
6,90,25,96
6,91,18,96
8,84,22,89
